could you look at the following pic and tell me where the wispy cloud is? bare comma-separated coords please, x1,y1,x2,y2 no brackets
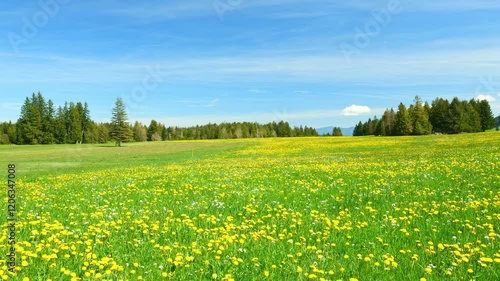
248,89,269,94
4,46,500,86
107,2,213,20
177,98,220,108
346,0,500,12
2,0,499,125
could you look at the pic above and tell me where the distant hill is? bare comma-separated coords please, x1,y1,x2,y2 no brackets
316,126,354,136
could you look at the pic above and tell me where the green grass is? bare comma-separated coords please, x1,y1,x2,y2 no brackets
0,133,499,281
0,140,247,180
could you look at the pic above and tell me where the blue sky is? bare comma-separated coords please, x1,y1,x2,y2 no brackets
1,0,500,128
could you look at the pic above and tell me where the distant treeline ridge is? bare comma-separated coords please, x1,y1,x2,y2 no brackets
0,93,318,145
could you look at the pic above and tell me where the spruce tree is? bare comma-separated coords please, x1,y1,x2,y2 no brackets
393,103,412,136
381,108,396,136
460,101,481,133
67,103,82,144
430,98,450,134
133,121,148,142
110,98,132,147
471,99,495,131
448,98,463,134
332,127,343,136
411,96,432,135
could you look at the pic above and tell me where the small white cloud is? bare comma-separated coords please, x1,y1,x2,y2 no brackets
476,94,496,102
342,105,371,116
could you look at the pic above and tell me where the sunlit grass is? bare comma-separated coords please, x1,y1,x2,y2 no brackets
1,133,499,280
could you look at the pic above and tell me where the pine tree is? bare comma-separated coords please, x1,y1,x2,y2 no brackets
54,106,68,143
148,120,164,141
460,101,481,133
363,118,375,135
332,127,343,136
110,98,132,147
411,96,432,135
353,121,363,136
471,99,495,131
133,121,148,142
448,98,463,134
42,99,55,144
68,103,83,144
393,103,412,136
97,123,110,143
6,122,17,144
380,108,396,136
81,102,91,143
17,95,43,144
84,121,99,144
430,98,450,133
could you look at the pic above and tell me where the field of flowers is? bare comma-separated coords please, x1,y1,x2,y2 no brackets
1,133,499,280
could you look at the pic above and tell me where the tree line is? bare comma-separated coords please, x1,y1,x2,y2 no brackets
4,93,110,145
0,93,318,145
353,96,496,136
130,119,318,142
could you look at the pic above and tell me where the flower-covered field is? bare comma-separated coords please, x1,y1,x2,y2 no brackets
1,133,499,280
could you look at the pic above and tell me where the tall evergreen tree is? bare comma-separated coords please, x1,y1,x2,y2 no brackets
148,120,164,141
460,101,481,133
41,99,55,144
97,123,110,143
54,106,68,144
411,96,432,135
332,127,343,136
353,121,363,136
430,98,450,133
6,122,17,144
133,121,148,142
110,98,132,147
17,96,43,144
471,99,495,131
81,102,91,143
448,98,463,134
380,108,396,136
83,121,99,144
393,103,412,136
68,103,83,144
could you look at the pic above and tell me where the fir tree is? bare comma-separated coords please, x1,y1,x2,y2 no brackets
393,103,412,136
110,98,132,147
411,96,432,135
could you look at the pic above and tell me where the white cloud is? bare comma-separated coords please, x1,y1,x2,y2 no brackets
476,94,496,102
342,105,371,116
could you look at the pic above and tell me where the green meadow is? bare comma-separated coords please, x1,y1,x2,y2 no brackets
1,133,499,281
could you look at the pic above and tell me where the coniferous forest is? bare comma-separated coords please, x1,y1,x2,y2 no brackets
0,93,318,145
353,96,496,136
0,93,497,145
